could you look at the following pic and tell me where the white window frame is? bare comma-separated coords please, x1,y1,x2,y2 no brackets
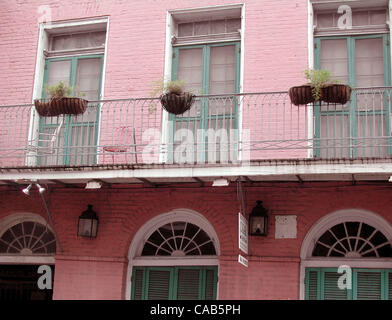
125,208,221,300
159,4,245,164
28,17,110,166
299,208,392,300
0,212,55,265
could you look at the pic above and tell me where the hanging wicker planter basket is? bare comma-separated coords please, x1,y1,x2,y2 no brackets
34,97,88,117
321,84,352,104
288,85,315,106
159,92,196,115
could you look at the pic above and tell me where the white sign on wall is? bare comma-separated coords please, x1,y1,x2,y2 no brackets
238,254,248,268
275,215,297,239
238,212,248,254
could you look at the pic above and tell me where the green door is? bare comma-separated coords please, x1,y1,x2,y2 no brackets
314,34,391,158
39,55,103,166
131,266,218,300
169,42,240,164
306,268,392,300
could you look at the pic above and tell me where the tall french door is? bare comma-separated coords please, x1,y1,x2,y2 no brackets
39,55,103,166
168,42,240,164
314,34,391,158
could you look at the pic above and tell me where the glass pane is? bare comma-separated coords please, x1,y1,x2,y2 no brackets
194,21,209,35
370,10,387,25
209,45,236,95
317,13,334,28
206,118,236,163
226,19,241,32
69,124,96,165
47,60,71,90
353,11,369,26
319,114,350,158
211,20,226,34
356,114,387,157
177,48,203,117
355,38,384,88
75,58,101,101
320,39,348,84
178,23,193,37
51,31,106,51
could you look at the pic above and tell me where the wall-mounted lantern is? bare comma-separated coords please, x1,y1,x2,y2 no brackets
249,200,268,236
78,204,99,238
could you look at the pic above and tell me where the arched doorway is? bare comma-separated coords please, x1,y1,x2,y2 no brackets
0,213,56,300
126,209,220,300
300,209,392,300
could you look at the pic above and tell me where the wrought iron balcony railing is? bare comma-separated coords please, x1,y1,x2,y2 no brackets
0,87,391,168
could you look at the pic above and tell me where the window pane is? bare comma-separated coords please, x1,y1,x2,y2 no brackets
76,58,101,101
47,60,71,89
226,19,241,32
51,31,106,51
319,114,350,158
320,39,348,84
194,21,209,35
317,13,334,28
210,20,226,34
355,38,384,87
178,23,193,37
209,45,236,95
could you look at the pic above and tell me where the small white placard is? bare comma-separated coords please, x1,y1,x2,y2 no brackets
238,254,248,267
275,215,297,239
238,212,248,254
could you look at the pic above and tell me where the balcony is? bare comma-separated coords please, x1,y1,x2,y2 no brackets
0,88,391,182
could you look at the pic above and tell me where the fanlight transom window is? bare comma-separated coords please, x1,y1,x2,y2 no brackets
0,221,56,255
312,221,392,258
141,221,216,256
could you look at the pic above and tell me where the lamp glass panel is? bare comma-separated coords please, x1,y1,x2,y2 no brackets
250,216,265,235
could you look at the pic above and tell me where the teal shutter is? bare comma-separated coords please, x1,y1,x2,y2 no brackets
146,269,173,300
388,272,392,300
306,268,392,300
132,268,144,300
305,269,319,300
353,270,383,300
204,268,217,300
132,266,217,300
177,268,200,300
323,270,349,300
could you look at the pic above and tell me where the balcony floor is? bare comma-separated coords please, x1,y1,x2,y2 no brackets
1,156,391,187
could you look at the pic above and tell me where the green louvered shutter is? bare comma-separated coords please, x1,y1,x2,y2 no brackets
205,268,216,300
147,269,172,300
388,272,392,300
323,271,349,300
306,270,319,300
177,269,200,300
354,270,382,300
132,269,144,300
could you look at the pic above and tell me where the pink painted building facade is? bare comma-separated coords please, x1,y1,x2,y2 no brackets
0,0,392,300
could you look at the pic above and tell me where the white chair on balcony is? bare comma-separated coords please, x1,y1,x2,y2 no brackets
26,118,64,156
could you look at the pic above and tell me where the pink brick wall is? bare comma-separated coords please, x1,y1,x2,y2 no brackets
0,0,308,104
0,182,391,299
0,1,311,164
